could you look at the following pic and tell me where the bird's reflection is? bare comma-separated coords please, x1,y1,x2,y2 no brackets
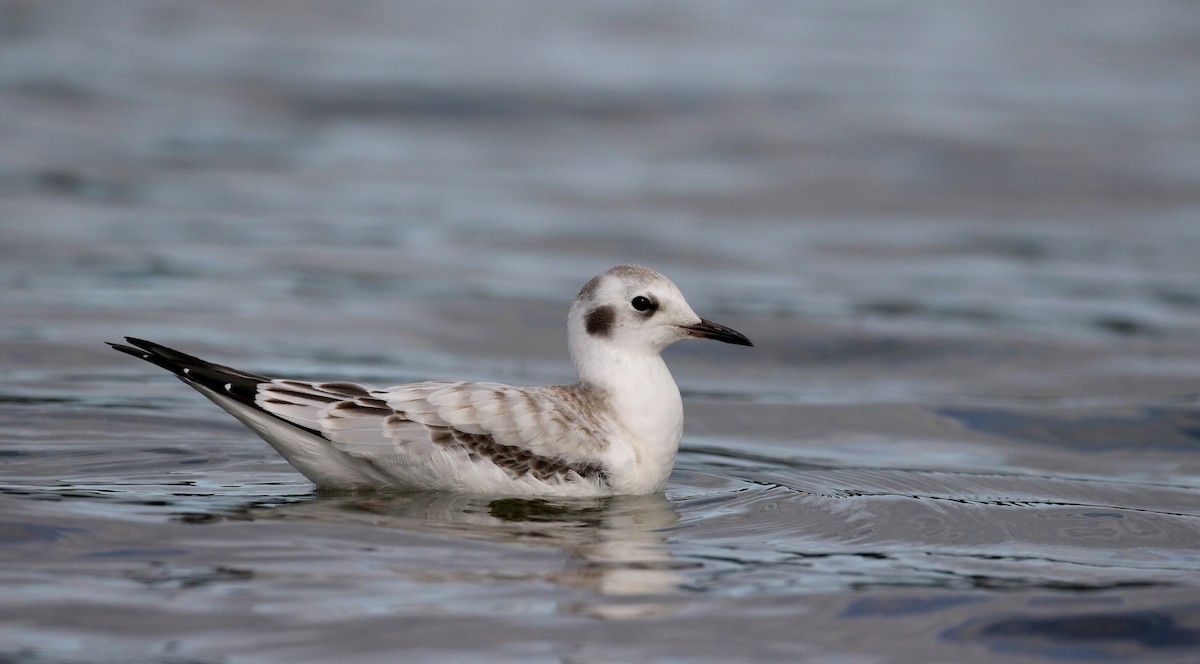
198,490,687,619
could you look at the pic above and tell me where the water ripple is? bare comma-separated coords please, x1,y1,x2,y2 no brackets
666,446,1200,595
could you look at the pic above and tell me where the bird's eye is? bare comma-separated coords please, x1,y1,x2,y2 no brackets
631,296,654,312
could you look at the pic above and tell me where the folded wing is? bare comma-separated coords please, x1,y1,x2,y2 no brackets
258,380,613,483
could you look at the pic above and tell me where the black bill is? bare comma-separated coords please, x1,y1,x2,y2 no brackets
681,319,753,346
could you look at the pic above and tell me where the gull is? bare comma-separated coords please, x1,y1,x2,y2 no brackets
108,264,752,496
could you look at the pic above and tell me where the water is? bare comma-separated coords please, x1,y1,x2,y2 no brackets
2,2,1200,662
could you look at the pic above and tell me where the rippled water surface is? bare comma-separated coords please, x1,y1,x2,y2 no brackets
3,2,1200,663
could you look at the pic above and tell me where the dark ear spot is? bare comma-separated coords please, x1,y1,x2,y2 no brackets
585,305,615,338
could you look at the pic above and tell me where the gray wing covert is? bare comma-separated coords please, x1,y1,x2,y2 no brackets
258,379,611,482
375,381,613,481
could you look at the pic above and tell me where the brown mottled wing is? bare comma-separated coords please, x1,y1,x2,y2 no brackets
257,379,611,481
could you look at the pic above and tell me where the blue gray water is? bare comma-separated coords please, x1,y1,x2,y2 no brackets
2,2,1200,662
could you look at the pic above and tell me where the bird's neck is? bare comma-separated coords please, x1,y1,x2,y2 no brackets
572,343,684,448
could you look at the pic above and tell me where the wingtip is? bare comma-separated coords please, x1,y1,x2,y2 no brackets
107,340,148,358
118,337,157,352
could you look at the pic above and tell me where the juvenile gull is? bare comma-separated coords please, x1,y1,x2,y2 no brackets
108,264,752,496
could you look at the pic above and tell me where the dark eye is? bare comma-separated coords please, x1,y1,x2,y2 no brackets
631,296,654,312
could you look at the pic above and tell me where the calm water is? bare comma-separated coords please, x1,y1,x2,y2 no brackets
2,2,1200,663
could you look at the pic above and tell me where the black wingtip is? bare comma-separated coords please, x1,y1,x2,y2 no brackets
107,338,331,442
107,339,150,359
107,337,270,404
107,337,196,370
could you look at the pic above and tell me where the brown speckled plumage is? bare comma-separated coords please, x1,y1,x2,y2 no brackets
249,379,615,485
